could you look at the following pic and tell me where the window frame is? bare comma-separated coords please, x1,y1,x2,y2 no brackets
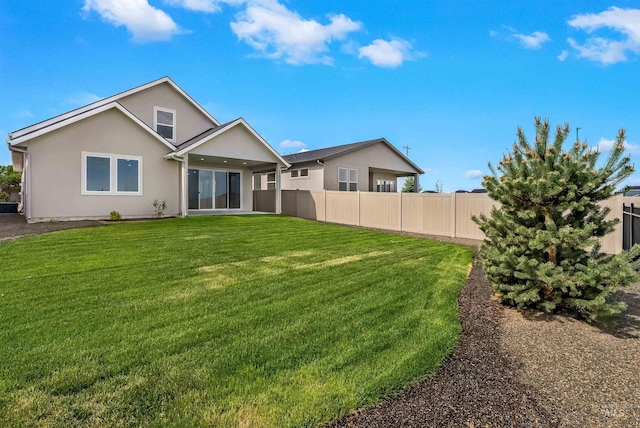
153,106,177,143
266,172,276,190
81,151,143,196
338,167,358,191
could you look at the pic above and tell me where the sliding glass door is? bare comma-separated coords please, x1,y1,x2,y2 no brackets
189,168,241,210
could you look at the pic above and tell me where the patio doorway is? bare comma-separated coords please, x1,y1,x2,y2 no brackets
188,168,241,210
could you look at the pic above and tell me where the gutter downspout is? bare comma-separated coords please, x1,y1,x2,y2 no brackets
8,144,30,220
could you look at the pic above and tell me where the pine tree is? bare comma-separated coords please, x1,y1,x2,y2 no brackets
473,118,640,323
401,176,423,192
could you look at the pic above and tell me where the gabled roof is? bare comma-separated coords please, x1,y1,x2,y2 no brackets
8,102,176,150
165,117,290,168
8,76,219,143
283,138,424,174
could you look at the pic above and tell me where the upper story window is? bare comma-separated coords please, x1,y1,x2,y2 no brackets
339,167,358,191
82,152,143,196
154,107,176,143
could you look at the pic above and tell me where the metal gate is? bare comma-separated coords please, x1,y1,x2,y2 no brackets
623,203,640,250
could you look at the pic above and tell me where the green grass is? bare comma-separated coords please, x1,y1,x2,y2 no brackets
0,215,473,427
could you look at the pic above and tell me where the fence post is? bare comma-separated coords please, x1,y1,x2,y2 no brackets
398,192,403,231
450,192,457,238
357,190,361,226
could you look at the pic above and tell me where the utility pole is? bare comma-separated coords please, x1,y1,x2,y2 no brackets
576,127,581,143
403,145,410,157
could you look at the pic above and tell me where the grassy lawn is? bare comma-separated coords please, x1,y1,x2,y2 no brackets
0,215,473,427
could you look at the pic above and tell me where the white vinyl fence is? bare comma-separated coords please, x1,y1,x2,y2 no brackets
253,190,640,254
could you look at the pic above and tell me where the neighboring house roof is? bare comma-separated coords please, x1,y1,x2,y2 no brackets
7,102,176,150
470,188,487,194
165,117,290,168
625,186,640,196
283,138,424,174
7,76,219,143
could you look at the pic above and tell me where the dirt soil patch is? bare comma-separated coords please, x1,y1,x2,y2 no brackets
0,214,102,242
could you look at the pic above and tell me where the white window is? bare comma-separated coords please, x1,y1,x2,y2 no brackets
339,167,358,191
82,152,143,195
290,168,309,179
153,107,176,143
377,180,395,192
253,174,262,190
267,172,276,190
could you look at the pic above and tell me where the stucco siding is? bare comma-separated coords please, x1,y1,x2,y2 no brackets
25,108,179,221
191,125,281,163
281,164,324,191
119,82,215,145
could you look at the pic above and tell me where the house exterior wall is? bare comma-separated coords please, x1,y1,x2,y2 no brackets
280,163,324,190
119,82,215,145
22,108,179,221
323,142,418,192
191,125,280,163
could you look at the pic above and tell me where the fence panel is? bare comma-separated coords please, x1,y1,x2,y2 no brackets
360,192,401,230
253,190,275,213
454,194,498,240
297,191,326,221
263,189,632,254
325,191,359,225
401,193,454,236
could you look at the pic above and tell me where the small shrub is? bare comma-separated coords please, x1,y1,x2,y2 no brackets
109,211,122,221
153,199,166,218
0,191,9,202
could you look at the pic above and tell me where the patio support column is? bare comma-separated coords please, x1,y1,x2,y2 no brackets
275,164,282,214
181,156,189,217
414,173,420,193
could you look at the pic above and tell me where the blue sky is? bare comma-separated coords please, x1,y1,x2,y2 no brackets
2,0,640,191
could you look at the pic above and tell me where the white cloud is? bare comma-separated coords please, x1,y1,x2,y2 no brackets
230,0,361,65
11,109,34,120
297,148,309,153
465,170,483,179
358,38,421,68
423,167,439,175
596,137,640,154
82,0,182,42
567,7,640,64
557,49,569,61
67,92,101,106
491,27,550,50
513,31,551,49
280,139,306,149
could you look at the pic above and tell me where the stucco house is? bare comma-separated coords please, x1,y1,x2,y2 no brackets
7,77,289,223
254,139,424,193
